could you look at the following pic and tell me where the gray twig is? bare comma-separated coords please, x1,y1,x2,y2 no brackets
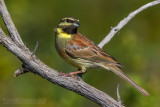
32,41,39,56
117,84,122,105
0,0,24,45
14,68,28,77
14,65,30,77
98,0,160,48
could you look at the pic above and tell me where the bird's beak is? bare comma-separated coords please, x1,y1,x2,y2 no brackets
73,22,80,27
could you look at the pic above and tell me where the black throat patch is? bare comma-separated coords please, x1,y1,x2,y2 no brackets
62,25,77,34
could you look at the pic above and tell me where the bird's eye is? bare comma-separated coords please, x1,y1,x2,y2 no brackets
66,19,70,23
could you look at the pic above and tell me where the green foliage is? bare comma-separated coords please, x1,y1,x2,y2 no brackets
0,0,160,107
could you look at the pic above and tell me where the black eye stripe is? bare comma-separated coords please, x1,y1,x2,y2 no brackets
66,19,70,22
66,19,74,23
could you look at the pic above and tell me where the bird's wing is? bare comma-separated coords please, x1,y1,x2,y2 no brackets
65,33,122,66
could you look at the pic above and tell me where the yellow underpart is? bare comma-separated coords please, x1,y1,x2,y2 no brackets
57,28,71,38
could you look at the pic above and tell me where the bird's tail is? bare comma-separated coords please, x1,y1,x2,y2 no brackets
102,64,149,96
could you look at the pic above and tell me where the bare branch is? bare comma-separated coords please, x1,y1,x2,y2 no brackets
32,41,39,56
14,68,28,77
98,0,160,48
117,84,122,105
14,65,29,77
0,27,123,107
0,0,159,106
0,0,123,106
0,0,24,45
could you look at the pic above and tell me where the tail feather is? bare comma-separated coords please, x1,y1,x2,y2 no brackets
103,64,149,96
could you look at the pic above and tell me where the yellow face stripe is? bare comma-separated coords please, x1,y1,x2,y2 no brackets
62,18,79,22
56,28,71,39
59,22,72,26
62,18,75,21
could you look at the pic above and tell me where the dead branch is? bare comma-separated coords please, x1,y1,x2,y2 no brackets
98,0,160,48
0,0,159,106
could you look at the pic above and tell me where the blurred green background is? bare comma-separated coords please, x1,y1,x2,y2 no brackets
0,0,160,107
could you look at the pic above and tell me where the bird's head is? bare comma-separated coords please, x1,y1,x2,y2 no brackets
56,17,80,34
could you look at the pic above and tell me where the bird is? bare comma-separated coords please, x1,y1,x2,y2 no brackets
54,17,149,96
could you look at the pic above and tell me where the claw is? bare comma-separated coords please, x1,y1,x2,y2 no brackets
59,70,83,79
59,72,79,79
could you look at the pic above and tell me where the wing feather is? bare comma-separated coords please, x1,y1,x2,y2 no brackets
65,33,122,66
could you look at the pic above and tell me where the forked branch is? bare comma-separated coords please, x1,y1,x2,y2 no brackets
0,0,122,106
0,0,159,107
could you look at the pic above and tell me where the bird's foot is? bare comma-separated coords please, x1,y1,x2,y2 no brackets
59,72,78,79
59,71,83,79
